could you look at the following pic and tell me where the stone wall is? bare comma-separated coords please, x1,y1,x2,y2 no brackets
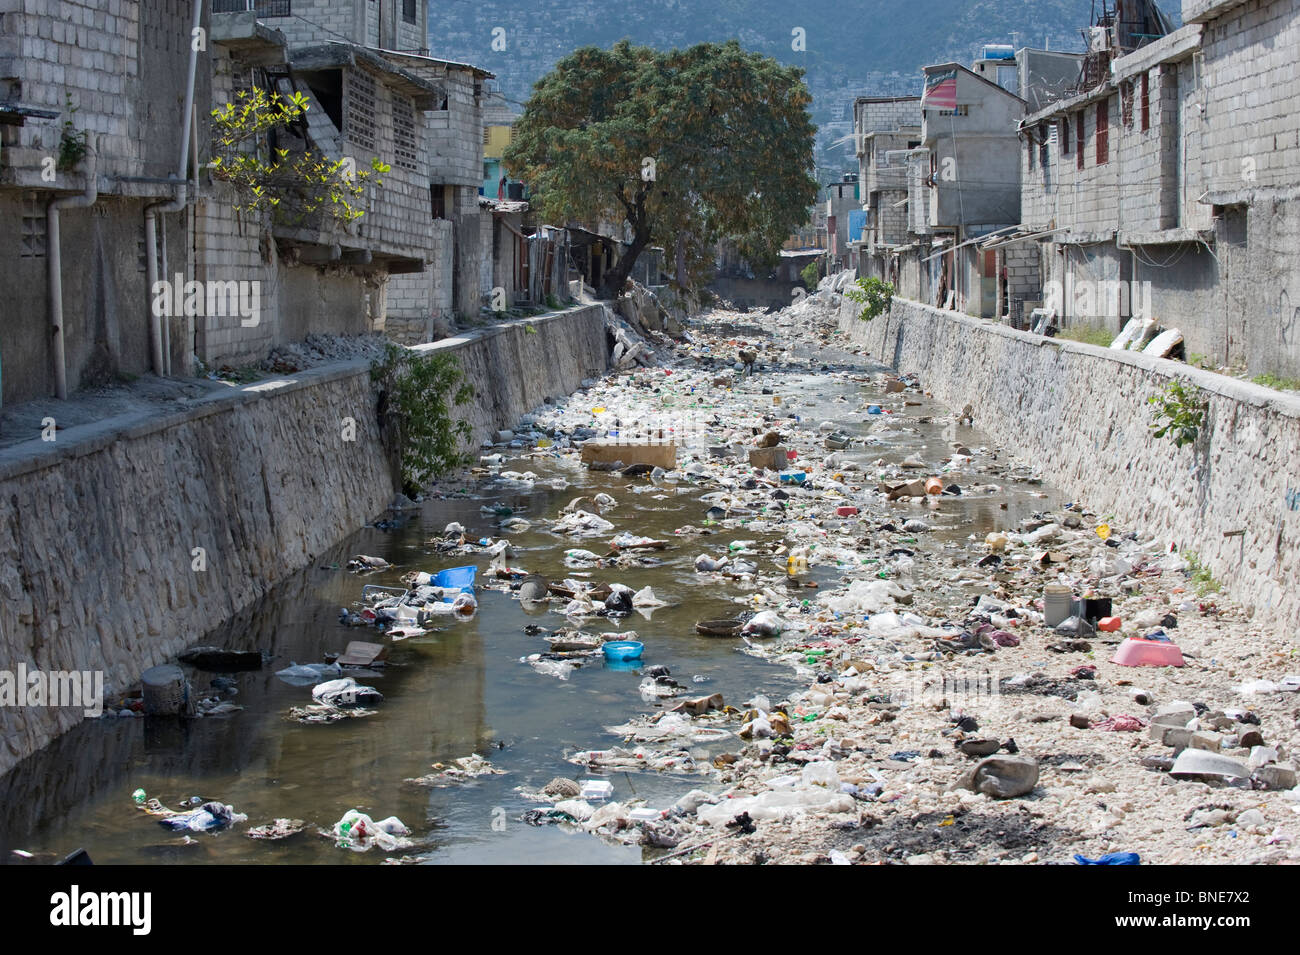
0,303,610,775
0,363,391,777
834,296,1300,635
410,303,610,448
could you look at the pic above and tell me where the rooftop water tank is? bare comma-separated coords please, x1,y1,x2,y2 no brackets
981,44,1016,60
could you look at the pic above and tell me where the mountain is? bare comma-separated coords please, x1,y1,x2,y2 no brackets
427,0,1181,180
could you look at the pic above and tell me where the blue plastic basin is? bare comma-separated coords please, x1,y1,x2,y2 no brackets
602,640,644,661
433,565,478,597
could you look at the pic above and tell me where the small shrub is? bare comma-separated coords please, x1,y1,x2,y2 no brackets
371,344,475,495
1148,379,1206,448
1251,372,1300,392
845,276,894,322
57,95,88,171
1183,550,1222,596
800,260,821,290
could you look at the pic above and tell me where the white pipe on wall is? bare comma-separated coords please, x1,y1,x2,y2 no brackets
46,132,98,400
145,0,203,377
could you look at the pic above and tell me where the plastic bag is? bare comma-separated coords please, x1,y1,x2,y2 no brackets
275,662,343,686
158,801,247,832
312,677,384,707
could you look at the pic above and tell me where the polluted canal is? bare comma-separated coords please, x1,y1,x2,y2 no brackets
0,309,1064,865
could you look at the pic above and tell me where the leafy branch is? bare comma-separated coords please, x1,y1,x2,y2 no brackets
209,87,390,226
1148,379,1206,448
845,276,894,322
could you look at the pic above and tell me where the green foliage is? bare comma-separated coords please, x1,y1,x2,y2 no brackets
1251,372,1300,391
58,94,88,171
1148,379,1206,448
845,276,894,322
1056,324,1114,347
505,39,818,295
800,260,821,290
1183,551,1222,595
371,344,475,495
545,293,561,310
209,87,390,226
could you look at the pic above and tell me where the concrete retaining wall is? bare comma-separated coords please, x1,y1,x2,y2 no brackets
413,303,611,448
0,362,391,777
836,296,1300,633
0,304,610,776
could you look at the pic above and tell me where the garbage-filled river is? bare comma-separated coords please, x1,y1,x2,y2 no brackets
0,313,1059,864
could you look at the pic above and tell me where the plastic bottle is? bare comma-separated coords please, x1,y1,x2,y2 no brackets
132,788,146,804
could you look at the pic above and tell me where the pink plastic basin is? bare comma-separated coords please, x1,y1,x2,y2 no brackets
1111,637,1185,667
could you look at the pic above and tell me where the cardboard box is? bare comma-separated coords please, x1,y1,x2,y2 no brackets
580,441,677,469
748,445,788,470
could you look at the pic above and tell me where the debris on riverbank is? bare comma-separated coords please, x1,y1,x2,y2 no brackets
464,298,1300,865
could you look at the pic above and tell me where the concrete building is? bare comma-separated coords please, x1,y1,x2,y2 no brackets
0,0,204,404
848,47,1084,323
906,62,1026,317
480,87,523,200
1016,0,1300,376
825,174,860,271
0,0,495,406
851,96,922,285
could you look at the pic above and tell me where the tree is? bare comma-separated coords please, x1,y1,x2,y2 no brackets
504,40,819,298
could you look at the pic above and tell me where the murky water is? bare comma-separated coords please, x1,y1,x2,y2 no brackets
0,323,1057,865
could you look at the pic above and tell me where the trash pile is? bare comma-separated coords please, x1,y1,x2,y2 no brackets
404,754,507,788
459,298,1300,865
328,810,414,853
134,791,247,833
278,640,389,723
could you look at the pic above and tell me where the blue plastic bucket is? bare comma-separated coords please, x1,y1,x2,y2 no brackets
433,565,478,595
602,640,644,662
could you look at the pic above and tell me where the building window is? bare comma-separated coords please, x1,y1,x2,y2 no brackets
393,98,418,172
402,0,417,23
344,69,377,151
430,184,447,220
1121,81,1134,128
1076,112,1085,170
1028,135,1035,171
1140,72,1150,132
936,105,969,117
1096,99,1109,165
21,216,46,258
1038,122,1049,170
1060,117,1071,155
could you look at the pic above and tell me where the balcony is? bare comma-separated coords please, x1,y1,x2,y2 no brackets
212,0,292,15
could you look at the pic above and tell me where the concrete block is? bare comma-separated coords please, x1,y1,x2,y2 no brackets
581,441,677,470
748,445,789,470
1253,764,1297,790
